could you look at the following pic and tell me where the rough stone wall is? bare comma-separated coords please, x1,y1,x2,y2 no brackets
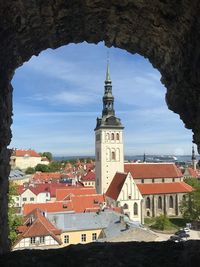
1,241,200,267
1,0,200,254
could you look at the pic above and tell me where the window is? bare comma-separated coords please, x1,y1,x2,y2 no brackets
46,193,49,197
92,233,97,241
158,196,162,209
112,151,116,160
30,237,36,244
40,236,45,243
123,203,128,209
30,197,34,201
16,196,19,200
141,179,144,184
64,235,69,244
162,178,165,183
116,133,119,140
172,178,175,182
23,197,27,202
81,234,86,242
111,133,114,140
182,195,186,201
146,197,150,209
152,179,155,183
133,203,138,215
169,196,174,208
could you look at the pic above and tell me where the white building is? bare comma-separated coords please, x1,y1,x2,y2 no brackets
10,149,49,170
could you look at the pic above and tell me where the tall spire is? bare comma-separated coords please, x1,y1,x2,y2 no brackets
102,58,115,117
192,145,196,161
105,58,111,82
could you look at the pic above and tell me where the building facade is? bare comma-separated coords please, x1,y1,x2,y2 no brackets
95,63,124,194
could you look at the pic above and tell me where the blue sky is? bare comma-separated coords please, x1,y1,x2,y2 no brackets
10,42,193,156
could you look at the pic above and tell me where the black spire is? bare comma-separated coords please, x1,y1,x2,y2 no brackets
95,60,123,131
143,152,146,163
102,61,115,117
192,145,196,160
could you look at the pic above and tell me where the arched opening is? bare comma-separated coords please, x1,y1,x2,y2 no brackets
169,196,174,208
123,203,128,209
146,197,151,209
111,151,116,160
116,133,119,141
111,133,115,140
158,196,162,209
0,1,199,256
133,203,138,216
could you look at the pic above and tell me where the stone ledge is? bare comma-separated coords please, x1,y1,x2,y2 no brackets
0,241,200,267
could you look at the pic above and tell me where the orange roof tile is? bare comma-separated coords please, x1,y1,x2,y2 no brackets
106,172,128,200
32,172,61,182
56,187,96,201
137,182,194,195
187,167,199,178
15,208,62,246
14,149,41,157
23,194,105,215
124,163,183,179
81,170,95,181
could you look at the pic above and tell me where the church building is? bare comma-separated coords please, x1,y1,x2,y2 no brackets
94,62,143,223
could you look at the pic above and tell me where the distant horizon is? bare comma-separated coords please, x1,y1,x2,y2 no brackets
10,42,194,155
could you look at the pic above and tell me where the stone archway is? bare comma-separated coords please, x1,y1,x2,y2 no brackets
1,0,200,254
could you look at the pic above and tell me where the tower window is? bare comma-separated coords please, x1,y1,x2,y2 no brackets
111,133,114,140
116,133,119,140
112,151,116,160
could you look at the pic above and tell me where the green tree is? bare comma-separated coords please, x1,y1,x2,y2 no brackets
8,182,22,245
152,215,172,230
180,190,200,221
184,177,200,190
25,167,35,174
35,163,50,172
40,152,53,161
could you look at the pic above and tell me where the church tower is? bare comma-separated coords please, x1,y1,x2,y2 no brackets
95,62,124,194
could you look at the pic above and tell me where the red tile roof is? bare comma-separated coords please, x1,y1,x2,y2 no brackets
13,149,41,157
56,187,96,201
17,183,79,197
32,172,61,182
23,202,73,215
124,163,183,179
187,167,199,178
81,170,95,181
15,208,62,246
106,172,128,200
137,182,194,195
23,194,105,215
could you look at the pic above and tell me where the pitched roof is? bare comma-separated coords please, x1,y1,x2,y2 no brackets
81,170,95,181
32,172,61,182
137,182,194,195
17,183,73,197
13,149,41,157
187,167,199,178
23,194,105,215
15,208,62,246
106,172,128,200
124,163,183,179
56,187,96,201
